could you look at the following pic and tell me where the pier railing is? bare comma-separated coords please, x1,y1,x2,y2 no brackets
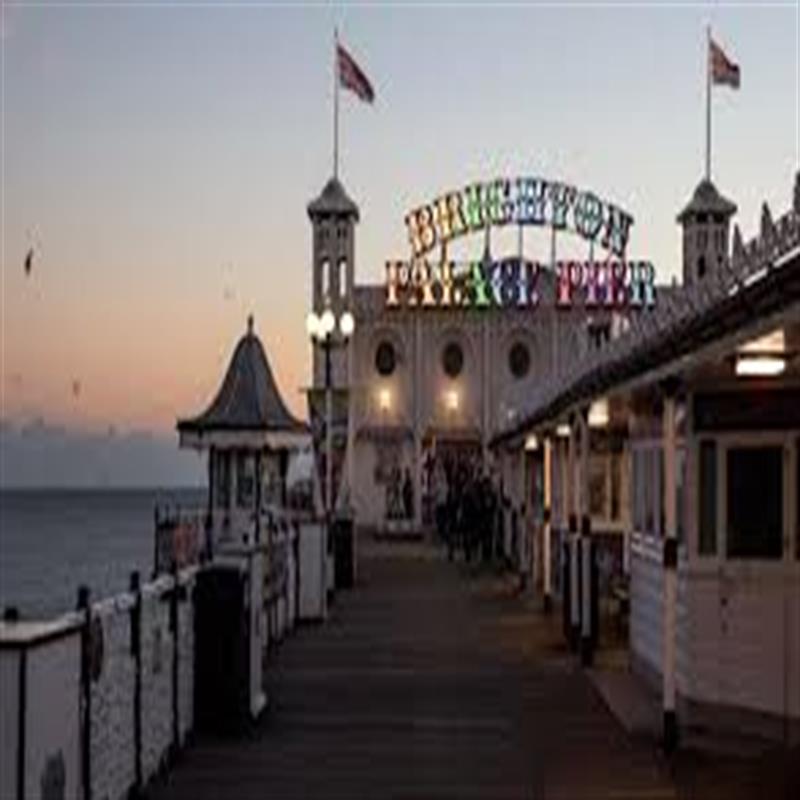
1,507,332,800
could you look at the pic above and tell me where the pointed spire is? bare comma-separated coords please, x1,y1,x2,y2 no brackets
794,171,800,214
760,202,775,241
732,224,744,258
247,314,254,336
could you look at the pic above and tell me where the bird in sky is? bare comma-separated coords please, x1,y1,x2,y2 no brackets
24,248,33,277
72,379,81,399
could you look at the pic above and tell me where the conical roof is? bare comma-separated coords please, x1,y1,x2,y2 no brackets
677,178,737,223
307,176,360,220
178,317,305,434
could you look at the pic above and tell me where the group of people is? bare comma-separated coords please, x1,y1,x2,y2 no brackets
432,455,511,564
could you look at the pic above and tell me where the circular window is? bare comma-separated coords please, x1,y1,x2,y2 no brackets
375,341,396,376
509,342,531,379
442,342,464,378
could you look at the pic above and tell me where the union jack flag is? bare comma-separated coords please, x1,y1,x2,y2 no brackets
710,38,740,89
337,43,375,103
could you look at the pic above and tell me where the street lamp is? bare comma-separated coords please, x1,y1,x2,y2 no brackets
306,308,356,520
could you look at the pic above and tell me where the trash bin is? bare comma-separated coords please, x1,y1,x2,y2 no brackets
332,514,354,589
194,564,251,733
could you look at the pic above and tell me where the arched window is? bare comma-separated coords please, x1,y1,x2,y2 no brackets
338,258,347,299
320,258,330,301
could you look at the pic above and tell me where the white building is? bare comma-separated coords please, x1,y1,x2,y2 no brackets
307,175,660,533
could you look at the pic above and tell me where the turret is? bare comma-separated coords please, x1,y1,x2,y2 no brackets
677,178,737,286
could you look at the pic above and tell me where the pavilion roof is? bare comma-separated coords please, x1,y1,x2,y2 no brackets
178,317,306,438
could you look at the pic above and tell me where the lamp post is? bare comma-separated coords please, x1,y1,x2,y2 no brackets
306,308,355,521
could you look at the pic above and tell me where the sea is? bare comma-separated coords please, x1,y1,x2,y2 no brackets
0,488,205,619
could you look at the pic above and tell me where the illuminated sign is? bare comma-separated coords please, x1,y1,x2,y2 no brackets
405,177,634,258
385,258,656,310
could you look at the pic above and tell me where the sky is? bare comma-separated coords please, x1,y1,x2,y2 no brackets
1,0,798,485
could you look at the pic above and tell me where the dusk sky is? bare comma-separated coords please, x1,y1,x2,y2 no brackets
1,1,797,483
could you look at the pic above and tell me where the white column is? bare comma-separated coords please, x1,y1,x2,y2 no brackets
543,436,553,612
578,407,593,666
413,313,423,531
567,420,579,646
325,384,333,515
567,422,577,525
481,316,490,467
346,334,355,509
662,388,679,751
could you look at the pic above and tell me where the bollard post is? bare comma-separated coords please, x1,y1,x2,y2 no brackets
76,585,92,800
129,571,142,794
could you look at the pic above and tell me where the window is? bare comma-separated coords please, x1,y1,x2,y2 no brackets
643,449,655,533
676,446,687,543
610,453,621,521
216,452,230,509
632,449,644,531
726,446,783,559
508,342,531,379
236,452,255,509
338,258,347,299
632,445,663,536
589,457,607,518
698,441,716,555
442,342,464,378
320,258,330,302
375,341,396,377
697,255,707,279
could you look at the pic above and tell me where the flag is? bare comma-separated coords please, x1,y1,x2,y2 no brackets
337,43,375,103
710,38,740,88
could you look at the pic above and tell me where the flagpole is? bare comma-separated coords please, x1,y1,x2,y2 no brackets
334,27,340,180
705,24,711,181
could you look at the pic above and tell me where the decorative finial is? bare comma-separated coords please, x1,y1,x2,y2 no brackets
247,314,254,335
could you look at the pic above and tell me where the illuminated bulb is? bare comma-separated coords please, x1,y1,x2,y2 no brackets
340,311,355,338
305,312,320,339
446,390,459,411
378,389,391,412
320,309,336,336
525,434,539,451
588,398,610,429
556,423,571,438
735,356,786,377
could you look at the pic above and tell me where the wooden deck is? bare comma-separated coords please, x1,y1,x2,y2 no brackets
150,541,779,800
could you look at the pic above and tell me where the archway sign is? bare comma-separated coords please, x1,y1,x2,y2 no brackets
385,176,657,311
